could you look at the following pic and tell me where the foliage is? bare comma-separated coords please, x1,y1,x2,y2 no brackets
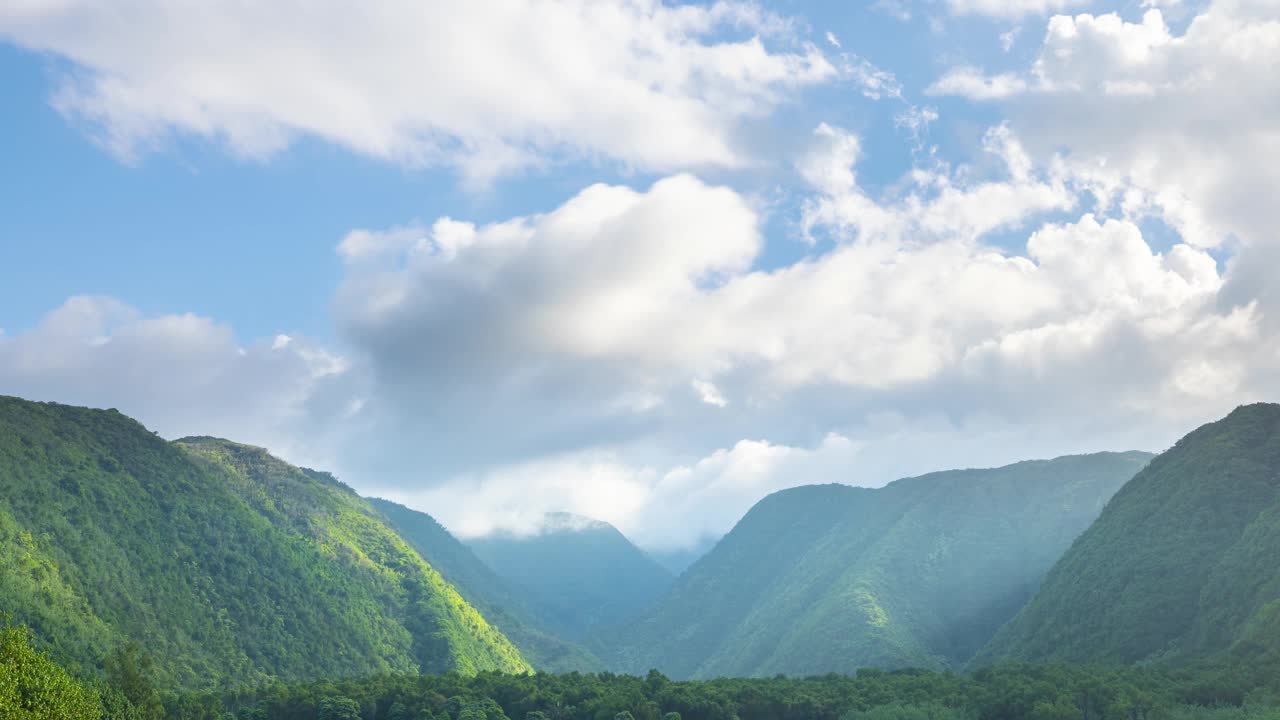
981,403,1280,665
104,642,166,719
0,623,102,720
0,395,528,692
599,452,1152,678
164,660,1280,720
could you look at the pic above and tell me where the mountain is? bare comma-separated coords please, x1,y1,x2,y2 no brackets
646,538,719,576
980,403,1280,667
598,451,1152,679
0,396,529,691
467,512,674,641
368,497,603,671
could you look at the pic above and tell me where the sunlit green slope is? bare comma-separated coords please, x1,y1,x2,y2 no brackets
601,451,1151,678
369,497,604,672
981,403,1280,667
0,396,529,690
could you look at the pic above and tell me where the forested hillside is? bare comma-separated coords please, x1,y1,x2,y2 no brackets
369,498,603,672
600,452,1152,678
468,513,674,641
0,396,529,691
981,403,1280,666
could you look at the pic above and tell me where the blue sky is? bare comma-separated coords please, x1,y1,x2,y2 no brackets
2,0,1275,549
0,1,1035,340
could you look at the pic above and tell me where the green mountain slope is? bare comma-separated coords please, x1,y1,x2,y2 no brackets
599,451,1152,678
368,497,603,672
979,403,1280,666
468,512,674,641
0,396,529,691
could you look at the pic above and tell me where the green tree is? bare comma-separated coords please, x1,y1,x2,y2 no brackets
317,696,361,720
103,642,164,720
0,624,102,720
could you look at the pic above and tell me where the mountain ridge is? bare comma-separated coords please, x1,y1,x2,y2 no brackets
598,450,1153,678
468,511,675,642
367,497,604,672
0,395,530,690
978,403,1280,667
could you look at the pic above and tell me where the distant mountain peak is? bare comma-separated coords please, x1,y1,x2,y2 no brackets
541,511,612,534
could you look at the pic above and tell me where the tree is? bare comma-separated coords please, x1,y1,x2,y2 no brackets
318,696,362,720
103,642,164,720
0,624,102,720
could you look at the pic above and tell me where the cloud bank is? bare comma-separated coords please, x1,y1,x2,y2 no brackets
3,0,1280,550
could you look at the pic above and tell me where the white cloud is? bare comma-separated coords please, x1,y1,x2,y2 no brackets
0,296,358,470
0,0,835,184
1001,26,1023,51
939,2,1280,253
927,67,1028,99
380,432,866,551
7,107,1277,549
325,113,1278,549
692,379,729,408
944,0,1090,19
337,226,426,262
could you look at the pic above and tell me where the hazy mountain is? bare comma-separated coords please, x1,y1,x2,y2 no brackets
368,497,603,671
645,537,719,576
599,451,1152,678
468,512,674,640
980,404,1280,667
0,396,529,691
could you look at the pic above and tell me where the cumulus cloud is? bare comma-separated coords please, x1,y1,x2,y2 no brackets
327,113,1276,547
6,118,1275,548
0,0,835,183
927,67,1028,99
943,0,1090,19
8,108,1273,549
0,296,359,470
935,1,1280,253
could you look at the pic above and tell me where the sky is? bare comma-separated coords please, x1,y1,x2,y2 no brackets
2,0,1278,551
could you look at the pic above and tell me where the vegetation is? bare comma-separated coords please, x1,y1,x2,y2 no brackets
0,623,102,720
980,403,1280,666
370,499,603,672
468,513,674,641
600,452,1152,678
12,397,1280,720
0,396,528,692
164,658,1280,720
